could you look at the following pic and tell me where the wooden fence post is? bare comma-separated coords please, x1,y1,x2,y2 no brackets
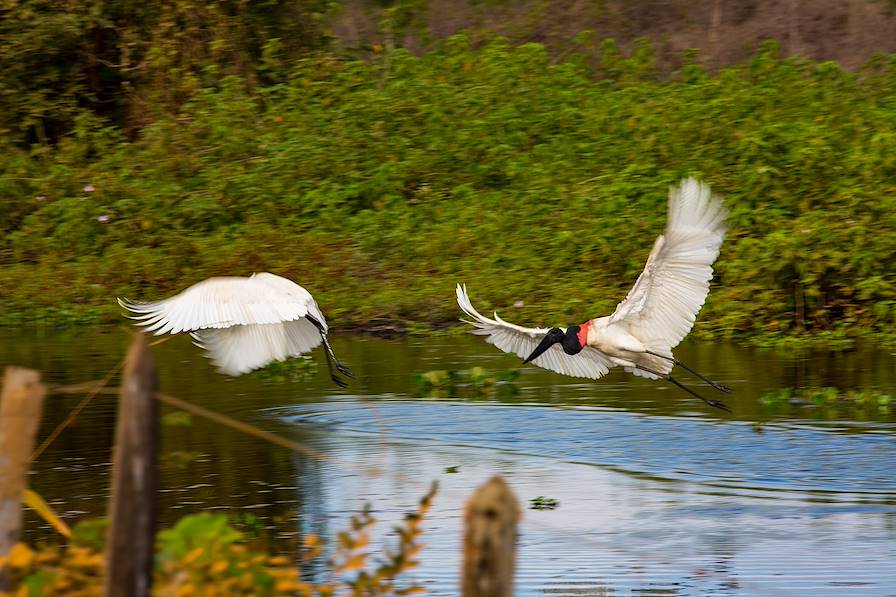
462,475,521,597
0,367,46,588
103,334,158,597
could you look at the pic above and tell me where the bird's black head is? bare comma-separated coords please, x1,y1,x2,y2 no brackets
562,325,583,355
524,326,584,364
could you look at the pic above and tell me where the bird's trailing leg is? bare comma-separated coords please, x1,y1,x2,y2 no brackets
306,315,353,387
321,338,351,388
319,332,353,378
645,350,731,394
637,365,731,412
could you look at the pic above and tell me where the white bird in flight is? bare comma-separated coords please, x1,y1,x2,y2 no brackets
457,178,731,411
118,272,353,386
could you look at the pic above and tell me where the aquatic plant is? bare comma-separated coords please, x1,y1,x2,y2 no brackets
467,366,521,387
250,356,319,383
161,411,193,427
161,450,204,470
415,369,460,388
415,367,520,397
529,496,560,511
761,387,893,415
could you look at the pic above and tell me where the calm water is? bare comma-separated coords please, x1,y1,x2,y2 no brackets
3,328,896,596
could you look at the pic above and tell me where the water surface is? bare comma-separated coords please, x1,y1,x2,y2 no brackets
2,328,895,596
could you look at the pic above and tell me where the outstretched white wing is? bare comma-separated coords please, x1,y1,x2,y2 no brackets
118,273,316,335
610,178,727,351
119,272,329,376
457,284,614,380
191,319,322,376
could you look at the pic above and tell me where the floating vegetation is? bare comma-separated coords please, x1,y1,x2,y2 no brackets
415,366,520,398
250,356,318,383
444,465,460,474
468,366,520,387
761,387,893,414
529,496,560,511
161,450,203,469
416,369,459,388
160,411,193,427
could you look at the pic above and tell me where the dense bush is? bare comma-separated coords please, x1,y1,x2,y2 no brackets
0,0,333,145
1,36,894,346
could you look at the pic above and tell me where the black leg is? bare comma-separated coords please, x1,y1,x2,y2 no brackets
645,350,731,394
665,374,731,412
320,333,353,378
305,315,353,387
636,365,731,412
323,345,348,388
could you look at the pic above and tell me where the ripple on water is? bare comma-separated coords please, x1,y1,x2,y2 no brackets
272,401,896,597
275,401,896,500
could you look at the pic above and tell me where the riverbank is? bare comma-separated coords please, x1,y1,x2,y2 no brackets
2,38,894,349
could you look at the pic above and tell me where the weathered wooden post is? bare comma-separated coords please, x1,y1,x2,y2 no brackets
0,367,46,588
462,475,521,597
103,334,158,597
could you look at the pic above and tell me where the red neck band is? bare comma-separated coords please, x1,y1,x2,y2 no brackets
576,321,591,348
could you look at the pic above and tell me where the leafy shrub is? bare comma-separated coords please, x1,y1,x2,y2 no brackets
0,483,437,596
0,0,334,146
2,36,895,347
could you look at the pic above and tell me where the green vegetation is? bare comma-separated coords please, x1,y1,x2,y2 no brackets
0,0,333,146
529,496,560,510
761,387,893,416
160,411,193,427
2,11,895,347
416,366,520,397
250,356,319,383
2,483,436,596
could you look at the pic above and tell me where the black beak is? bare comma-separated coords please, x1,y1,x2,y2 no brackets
524,330,562,364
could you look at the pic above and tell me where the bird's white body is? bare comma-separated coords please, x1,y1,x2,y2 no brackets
458,177,728,383
119,272,331,376
586,318,649,365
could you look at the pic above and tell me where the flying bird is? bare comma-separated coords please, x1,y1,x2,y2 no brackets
457,178,731,411
118,272,353,386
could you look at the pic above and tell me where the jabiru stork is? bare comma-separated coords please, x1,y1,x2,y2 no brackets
457,178,731,411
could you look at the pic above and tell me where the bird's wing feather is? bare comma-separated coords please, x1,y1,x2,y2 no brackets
117,274,313,335
609,178,727,350
457,284,614,380
191,319,322,376
250,272,328,332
